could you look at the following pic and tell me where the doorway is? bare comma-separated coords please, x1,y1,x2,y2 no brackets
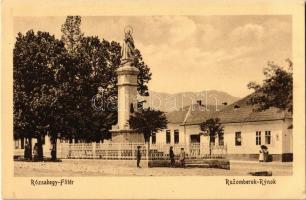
190,134,200,157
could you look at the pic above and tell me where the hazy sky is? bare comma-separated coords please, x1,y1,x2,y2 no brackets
14,16,292,97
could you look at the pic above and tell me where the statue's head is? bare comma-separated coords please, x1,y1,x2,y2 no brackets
124,26,133,36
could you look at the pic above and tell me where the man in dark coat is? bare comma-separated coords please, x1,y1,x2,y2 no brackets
136,146,142,168
33,143,39,161
51,144,56,161
24,140,30,160
169,146,175,167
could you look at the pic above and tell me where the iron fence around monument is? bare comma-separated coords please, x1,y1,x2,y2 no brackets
56,142,227,160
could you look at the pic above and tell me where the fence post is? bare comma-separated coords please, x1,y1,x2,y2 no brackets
56,139,61,159
132,144,134,160
68,143,71,159
106,143,109,160
119,143,122,160
146,142,149,161
92,142,96,159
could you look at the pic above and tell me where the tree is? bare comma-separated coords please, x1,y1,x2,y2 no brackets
129,108,168,143
132,49,152,96
13,16,153,161
61,16,151,96
58,16,152,141
59,15,151,134
14,30,67,160
60,36,121,142
200,118,224,155
61,16,84,56
247,59,293,112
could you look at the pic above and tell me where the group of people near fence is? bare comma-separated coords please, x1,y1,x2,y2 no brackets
136,146,186,168
23,139,57,161
23,141,41,161
170,146,186,168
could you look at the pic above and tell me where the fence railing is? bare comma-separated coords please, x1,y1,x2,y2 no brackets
149,143,227,160
56,142,227,160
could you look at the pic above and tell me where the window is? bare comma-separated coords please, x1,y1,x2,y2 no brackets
235,132,241,146
152,132,156,144
256,131,261,145
174,130,179,144
218,132,224,146
265,131,271,145
166,130,171,144
190,134,200,143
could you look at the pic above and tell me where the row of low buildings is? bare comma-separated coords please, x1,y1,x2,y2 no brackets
152,94,293,162
14,93,293,162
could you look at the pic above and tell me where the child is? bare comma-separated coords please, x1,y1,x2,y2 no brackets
179,148,186,168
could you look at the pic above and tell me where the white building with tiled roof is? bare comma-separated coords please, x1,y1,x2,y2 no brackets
152,94,293,162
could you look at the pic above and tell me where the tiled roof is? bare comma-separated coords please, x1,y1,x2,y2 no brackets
166,104,222,125
166,93,292,125
216,94,292,124
184,104,221,125
166,110,188,124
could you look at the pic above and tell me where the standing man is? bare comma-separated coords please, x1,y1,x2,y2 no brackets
24,140,30,160
51,144,56,161
179,148,186,168
136,146,142,168
33,143,39,161
169,146,175,167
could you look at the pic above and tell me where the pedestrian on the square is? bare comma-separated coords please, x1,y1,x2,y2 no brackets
259,149,264,162
24,140,30,160
179,148,186,168
136,146,142,168
169,146,175,167
259,145,269,162
51,144,56,161
33,143,38,161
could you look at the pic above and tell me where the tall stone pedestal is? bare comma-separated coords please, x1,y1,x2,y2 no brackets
110,61,143,143
110,129,144,143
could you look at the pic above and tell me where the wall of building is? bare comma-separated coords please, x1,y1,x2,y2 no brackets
153,123,185,145
181,124,209,153
153,124,211,154
157,120,292,160
182,124,208,143
223,120,285,155
282,118,293,154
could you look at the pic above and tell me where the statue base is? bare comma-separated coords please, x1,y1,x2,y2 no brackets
110,128,144,143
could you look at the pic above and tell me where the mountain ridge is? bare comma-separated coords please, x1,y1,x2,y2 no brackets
140,90,240,112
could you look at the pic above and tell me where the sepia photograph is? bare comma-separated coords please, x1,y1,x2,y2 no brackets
13,15,293,177
2,0,305,199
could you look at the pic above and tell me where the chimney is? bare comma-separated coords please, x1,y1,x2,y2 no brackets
197,100,202,106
